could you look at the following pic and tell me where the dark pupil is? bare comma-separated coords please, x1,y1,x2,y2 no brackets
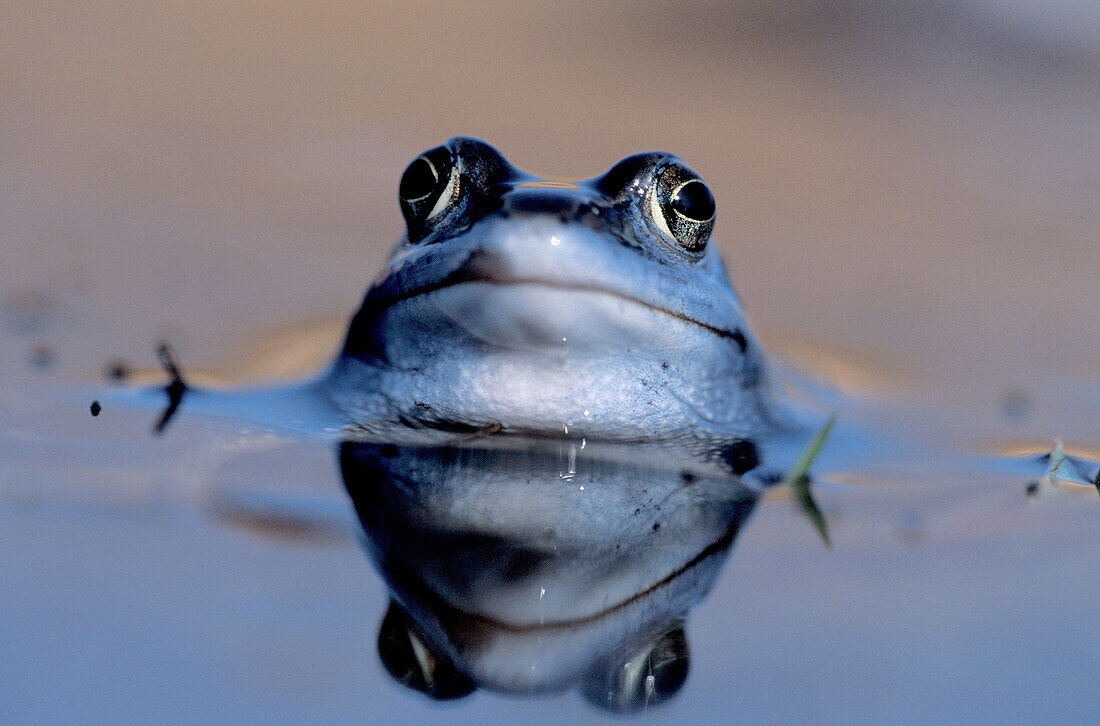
399,157,439,202
670,180,714,222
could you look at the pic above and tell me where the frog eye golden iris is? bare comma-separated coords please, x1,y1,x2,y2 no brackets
651,168,715,254
398,146,458,230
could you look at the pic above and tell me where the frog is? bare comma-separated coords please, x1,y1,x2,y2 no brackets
322,137,788,455
93,139,834,713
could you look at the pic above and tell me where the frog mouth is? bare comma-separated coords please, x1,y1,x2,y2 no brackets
365,249,745,343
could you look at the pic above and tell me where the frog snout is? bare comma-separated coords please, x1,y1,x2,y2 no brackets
502,188,589,219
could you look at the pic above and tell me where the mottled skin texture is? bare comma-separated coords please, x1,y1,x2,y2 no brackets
323,138,785,456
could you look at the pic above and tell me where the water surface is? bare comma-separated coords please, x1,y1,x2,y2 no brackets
2,1,1098,723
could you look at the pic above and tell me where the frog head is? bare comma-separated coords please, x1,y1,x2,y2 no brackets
331,138,777,445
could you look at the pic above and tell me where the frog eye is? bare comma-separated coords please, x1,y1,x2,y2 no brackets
668,180,715,224
651,166,715,254
398,145,458,231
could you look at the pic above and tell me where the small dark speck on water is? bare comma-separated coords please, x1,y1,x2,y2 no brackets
999,388,1032,424
106,359,132,382
29,343,55,371
1025,481,1040,498
90,400,102,417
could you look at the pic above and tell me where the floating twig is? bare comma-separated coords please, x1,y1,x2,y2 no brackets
153,342,189,435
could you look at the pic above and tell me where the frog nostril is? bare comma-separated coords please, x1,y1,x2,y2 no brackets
503,190,583,217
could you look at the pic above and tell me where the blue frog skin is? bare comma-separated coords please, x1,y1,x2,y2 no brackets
96,139,833,712
323,137,787,453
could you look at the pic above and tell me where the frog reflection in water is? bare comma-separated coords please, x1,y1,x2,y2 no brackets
143,138,802,712
318,138,799,711
341,438,758,712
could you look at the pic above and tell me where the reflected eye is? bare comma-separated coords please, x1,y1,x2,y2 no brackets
581,625,690,713
398,146,457,231
377,601,474,700
651,166,715,254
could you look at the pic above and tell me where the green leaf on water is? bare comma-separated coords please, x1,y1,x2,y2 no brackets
784,415,837,548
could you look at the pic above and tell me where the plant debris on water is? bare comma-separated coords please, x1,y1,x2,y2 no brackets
1028,438,1100,499
784,415,837,547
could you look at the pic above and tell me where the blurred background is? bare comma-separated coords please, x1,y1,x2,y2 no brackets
3,1,1097,417
2,1,1098,723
